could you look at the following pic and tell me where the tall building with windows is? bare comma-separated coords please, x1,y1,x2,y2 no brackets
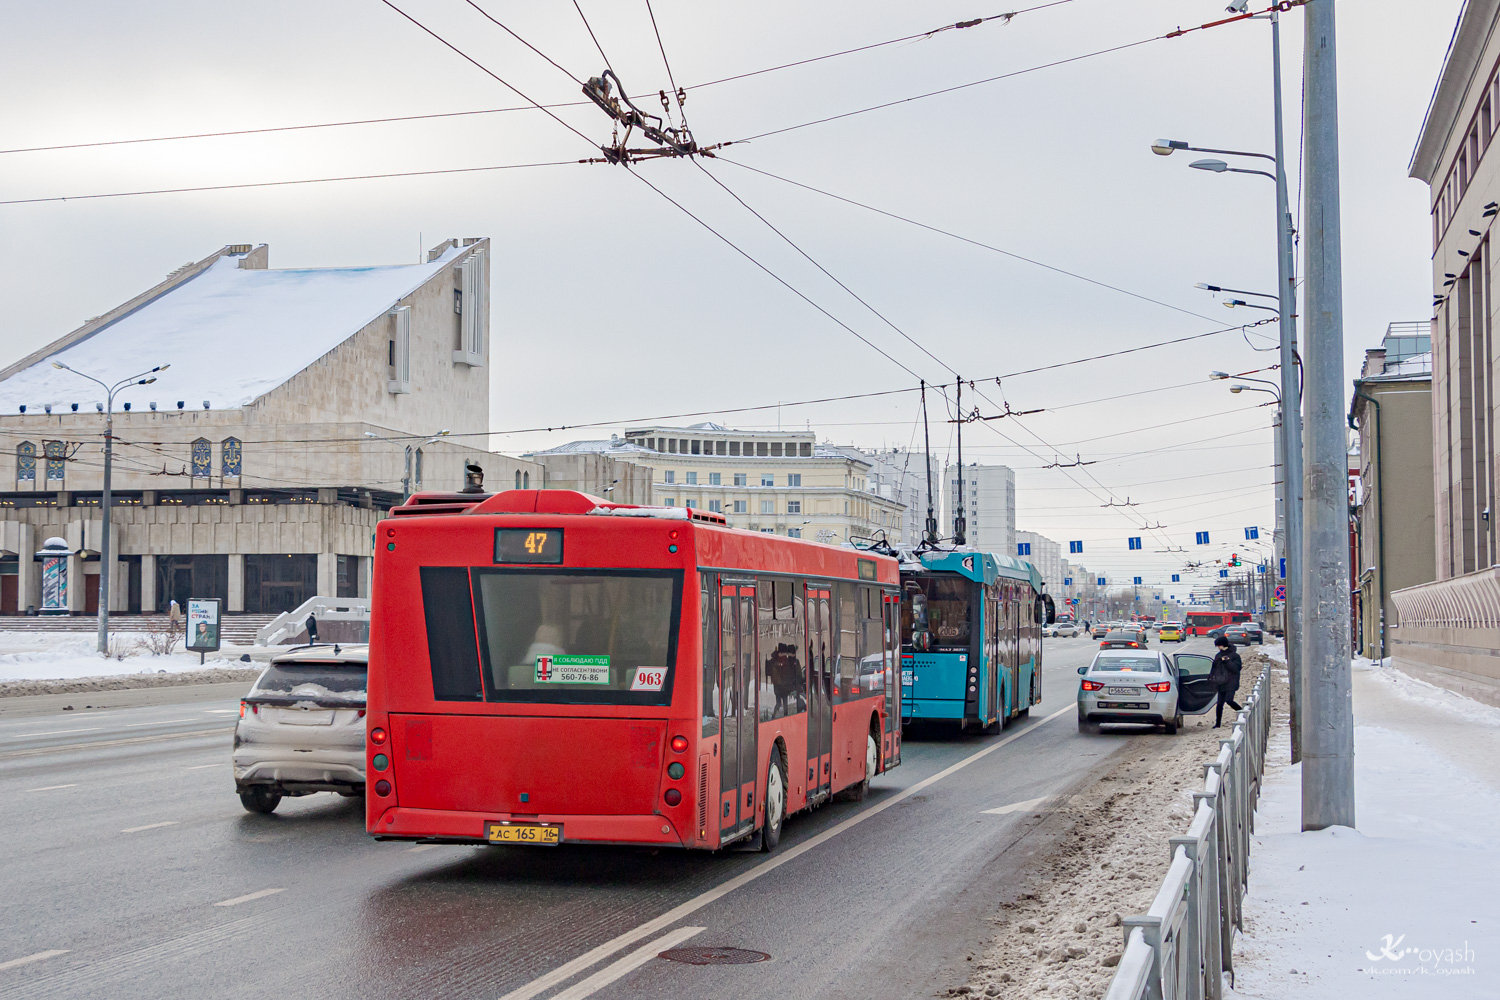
1015,530,1063,591
0,240,541,616
943,463,1016,554
1389,2,1500,706
531,423,907,546
824,446,928,546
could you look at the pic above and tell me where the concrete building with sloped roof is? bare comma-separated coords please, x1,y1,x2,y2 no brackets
0,239,541,617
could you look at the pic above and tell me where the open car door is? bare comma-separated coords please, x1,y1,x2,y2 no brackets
1173,653,1218,715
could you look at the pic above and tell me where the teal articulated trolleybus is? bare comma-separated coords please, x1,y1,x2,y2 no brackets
899,550,1049,731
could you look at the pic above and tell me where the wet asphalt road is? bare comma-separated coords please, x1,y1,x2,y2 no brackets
0,636,1206,1000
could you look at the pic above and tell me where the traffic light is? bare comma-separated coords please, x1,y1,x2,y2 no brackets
1229,553,1241,567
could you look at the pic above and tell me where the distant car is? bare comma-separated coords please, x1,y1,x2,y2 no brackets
1223,623,1264,646
1158,622,1186,642
1051,621,1079,637
233,644,369,814
1091,623,1110,639
1077,648,1219,734
1099,629,1147,650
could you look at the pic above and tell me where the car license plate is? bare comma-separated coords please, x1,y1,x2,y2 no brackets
1108,687,1141,695
486,822,561,845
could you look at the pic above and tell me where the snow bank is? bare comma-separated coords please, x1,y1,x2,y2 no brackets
0,632,242,682
1228,661,1499,998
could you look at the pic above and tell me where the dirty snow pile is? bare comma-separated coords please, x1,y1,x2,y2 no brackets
0,631,241,683
954,648,1285,1000
1227,659,1500,999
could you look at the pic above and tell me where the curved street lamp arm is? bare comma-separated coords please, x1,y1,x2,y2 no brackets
1186,144,1276,163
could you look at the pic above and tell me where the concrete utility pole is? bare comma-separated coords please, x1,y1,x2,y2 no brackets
1300,0,1356,831
1270,7,1306,764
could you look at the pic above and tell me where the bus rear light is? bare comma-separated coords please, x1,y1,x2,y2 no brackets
1146,682,1172,692
375,779,392,796
370,727,387,745
667,762,685,780
663,788,682,806
372,754,389,771
1080,680,1104,691
670,735,689,753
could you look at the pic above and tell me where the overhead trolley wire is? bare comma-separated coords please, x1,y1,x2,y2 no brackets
376,0,598,150
0,2,1080,158
624,166,925,381
714,157,1273,336
0,158,594,207
463,0,584,85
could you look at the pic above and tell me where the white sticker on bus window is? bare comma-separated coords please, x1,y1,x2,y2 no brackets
535,655,610,685
630,667,667,692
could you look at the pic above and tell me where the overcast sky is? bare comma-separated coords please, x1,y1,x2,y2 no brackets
0,0,1460,593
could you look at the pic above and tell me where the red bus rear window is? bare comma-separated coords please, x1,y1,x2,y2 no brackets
472,569,682,705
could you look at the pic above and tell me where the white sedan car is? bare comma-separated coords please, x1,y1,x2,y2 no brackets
1051,621,1080,637
1076,648,1217,734
233,644,368,813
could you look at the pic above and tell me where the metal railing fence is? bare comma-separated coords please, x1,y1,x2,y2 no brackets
1104,667,1271,1000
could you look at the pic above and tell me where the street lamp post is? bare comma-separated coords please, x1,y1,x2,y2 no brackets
1152,4,1305,761
51,362,168,654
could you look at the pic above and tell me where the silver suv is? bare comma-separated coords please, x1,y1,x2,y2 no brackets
233,644,368,814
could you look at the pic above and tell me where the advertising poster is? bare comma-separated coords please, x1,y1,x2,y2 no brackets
186,598,221,652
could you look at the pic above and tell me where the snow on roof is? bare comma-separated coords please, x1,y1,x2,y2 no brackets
0,247,469,412
527,438,655,456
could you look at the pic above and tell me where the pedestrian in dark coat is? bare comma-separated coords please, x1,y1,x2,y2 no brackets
1209,636,1243,727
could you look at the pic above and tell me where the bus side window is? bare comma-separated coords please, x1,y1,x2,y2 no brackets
758,579,779,722
837,585,858,702
701,572,719,737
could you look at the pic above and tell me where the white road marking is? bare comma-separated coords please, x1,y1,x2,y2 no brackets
121,821,178,834
204,709,239,714
9,728,100,738
498,704,1074,1000
126,719,192,727
407,844,441,853
184,763,222,770
0,949,69,972
213,887,285,907
548,927,705,1000
26,783,78,792
981,795,1052,816
0,727,232,760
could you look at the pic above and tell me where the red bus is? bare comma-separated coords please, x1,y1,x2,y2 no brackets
1183,610,1251,636
365,489,902,852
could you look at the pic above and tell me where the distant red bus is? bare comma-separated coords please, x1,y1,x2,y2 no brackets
1183,610,1251,636
365,489,901,852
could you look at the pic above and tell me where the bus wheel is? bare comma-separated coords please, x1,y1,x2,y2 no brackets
761,746,787,852
849,733,878,802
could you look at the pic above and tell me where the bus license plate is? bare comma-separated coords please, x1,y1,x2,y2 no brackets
486,822,561,846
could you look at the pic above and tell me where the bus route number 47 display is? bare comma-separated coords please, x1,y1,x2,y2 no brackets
496,528,564,564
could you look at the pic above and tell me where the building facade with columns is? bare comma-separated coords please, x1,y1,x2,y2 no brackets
0,239,541,615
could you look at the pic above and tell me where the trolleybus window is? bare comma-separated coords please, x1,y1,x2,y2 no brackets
901,575,972,648
471,569,682,705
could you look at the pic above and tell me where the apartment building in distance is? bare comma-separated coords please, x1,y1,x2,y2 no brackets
943,463,1016,554
530,423,907,546
1397,0,1500,706
825,446,928,546
1015,530,1063,591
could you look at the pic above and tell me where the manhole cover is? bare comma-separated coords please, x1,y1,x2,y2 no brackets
659,946,770,966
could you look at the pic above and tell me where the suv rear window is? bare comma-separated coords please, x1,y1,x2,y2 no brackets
1093,655,1161,673
251,661,367,705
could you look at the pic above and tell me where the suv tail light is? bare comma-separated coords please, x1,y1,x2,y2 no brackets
1080,679,1104,691
1146,682,1171,692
